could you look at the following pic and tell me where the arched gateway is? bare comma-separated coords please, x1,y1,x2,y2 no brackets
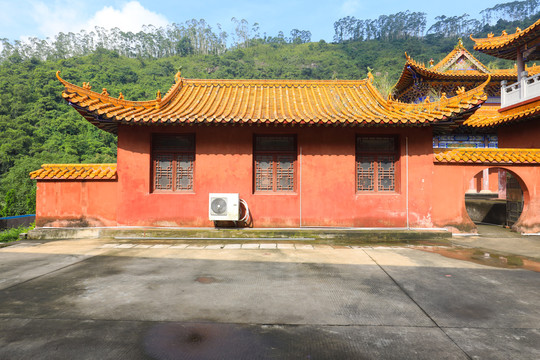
433,148,540,233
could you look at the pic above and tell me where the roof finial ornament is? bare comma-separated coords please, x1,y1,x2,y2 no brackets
175,65,183,83
440,92,447,102
456,86,466,95
487,32,494,38
367,66,374,82
101,88,109,96
83,82,92,90
502,30,508,36
516,27,522,33
456,38,464,49
156,90,162,101
118,92,124,100
429,58,434,67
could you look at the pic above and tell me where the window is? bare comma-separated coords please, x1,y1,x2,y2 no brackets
356,136,398,192
254,135,296,192
152,134,195,192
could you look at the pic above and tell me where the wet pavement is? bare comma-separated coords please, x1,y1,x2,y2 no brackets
0,236,539,359
451,224,540,261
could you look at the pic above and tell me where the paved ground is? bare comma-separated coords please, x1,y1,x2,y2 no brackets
451,224,540,261
1,237,539,359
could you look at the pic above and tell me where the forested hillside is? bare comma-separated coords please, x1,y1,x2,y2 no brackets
0,3,538,217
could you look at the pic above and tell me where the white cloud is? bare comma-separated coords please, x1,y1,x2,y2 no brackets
31,1,86,38
30,1,169,39
86,1,169,33
340,0,361,15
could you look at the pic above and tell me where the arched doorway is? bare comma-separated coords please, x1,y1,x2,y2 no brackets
465,167,525,227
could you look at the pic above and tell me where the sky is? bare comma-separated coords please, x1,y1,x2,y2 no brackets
0,0,509,43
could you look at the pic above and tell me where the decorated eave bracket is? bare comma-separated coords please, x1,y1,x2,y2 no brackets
56,69,184,110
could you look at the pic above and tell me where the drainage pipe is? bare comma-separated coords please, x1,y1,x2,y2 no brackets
299,146,303,227
406,136,410,230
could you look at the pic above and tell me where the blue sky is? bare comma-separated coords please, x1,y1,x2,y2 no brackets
0,0,508,43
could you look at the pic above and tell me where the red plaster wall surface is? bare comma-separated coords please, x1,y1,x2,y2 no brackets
433,164,540,233
35,180,118,227
116,125,436,228
33,124,540,232
498,120,540,148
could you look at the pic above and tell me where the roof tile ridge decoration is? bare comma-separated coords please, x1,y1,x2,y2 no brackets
431,40,467,71
402,54,510,78
434,148,540,164
389,74,490,113
60,71,489,129
392,52,507,98
390,52,419,95
471,18,540,50
464,97,540,128
432,39,489,73
56,70,184,110
30,163,117,180
182,78,369,87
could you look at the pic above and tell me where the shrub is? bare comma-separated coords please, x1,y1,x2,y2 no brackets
0,223,34,243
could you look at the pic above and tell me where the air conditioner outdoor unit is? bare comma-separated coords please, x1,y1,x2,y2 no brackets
209,193,239,221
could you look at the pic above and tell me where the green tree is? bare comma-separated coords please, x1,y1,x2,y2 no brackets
1,189,15,217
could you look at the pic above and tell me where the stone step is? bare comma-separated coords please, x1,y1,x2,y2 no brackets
27,227,452,245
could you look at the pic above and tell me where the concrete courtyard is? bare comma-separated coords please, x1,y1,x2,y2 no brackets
0,238,539,359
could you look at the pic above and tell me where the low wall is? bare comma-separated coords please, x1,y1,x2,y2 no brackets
36,180,118,227
465,198,506,225
0,214,35,230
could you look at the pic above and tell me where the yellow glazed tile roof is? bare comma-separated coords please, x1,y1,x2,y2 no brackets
393,48,540,96
431,40,489,73
471,18,540,60
30,164,117,180
464,100,540,127
57,71,489,134
434,148,540,164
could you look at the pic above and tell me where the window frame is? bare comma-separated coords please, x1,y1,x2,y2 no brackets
355,135,400,193
253,135,297,194
151,133,196,193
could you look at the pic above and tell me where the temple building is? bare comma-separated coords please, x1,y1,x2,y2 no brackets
392,37,540,204
392,39,540,104
30,19,540,233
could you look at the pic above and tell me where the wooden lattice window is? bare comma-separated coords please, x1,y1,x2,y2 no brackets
356,136,397,192
152,134,195,192
254,135,296,192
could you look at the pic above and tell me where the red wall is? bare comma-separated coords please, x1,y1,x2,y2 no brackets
433,164,540,233
33,123,540,233
499,120,540,148
35,180,118,227
116,124,436,228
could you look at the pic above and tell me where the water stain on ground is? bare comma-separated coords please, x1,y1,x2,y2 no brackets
413,246,540,272
195,276,216,284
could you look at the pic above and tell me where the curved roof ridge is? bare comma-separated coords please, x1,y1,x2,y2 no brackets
391,74,490,111
432,40,488,73
464,97,540,128
182,78,369,87
471,18,540,48
434,147,540,164
471,18,540,59
56,71,161,108
391,50,540,99
58,72,488,133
